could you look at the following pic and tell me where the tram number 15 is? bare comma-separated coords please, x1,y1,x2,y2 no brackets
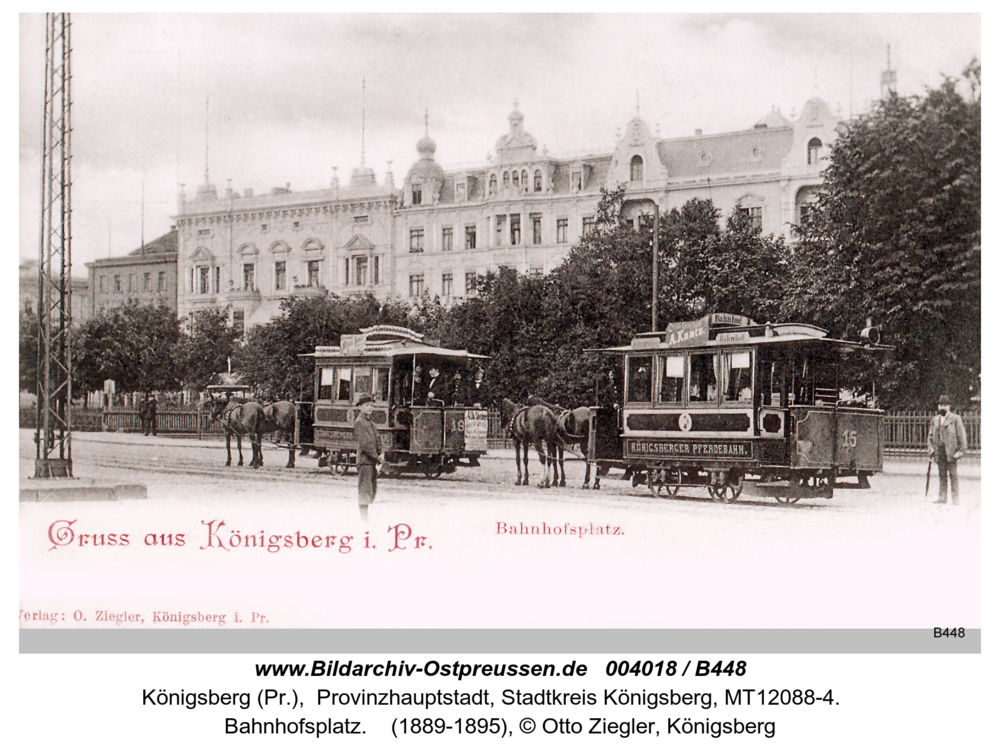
842,429,858,449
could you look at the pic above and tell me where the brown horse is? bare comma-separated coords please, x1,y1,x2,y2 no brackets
262,400,297,468
500,398,560,488
527,396,597,489
207,397,266,468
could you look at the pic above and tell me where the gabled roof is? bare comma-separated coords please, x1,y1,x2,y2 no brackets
128,228,178,256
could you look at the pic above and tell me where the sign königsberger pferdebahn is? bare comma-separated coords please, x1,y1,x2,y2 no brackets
589,313,888,503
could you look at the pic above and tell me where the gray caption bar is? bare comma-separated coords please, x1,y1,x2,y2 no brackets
20,629,981,654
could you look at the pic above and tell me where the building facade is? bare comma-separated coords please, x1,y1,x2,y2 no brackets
19,258,90,324
85,229,178,316
174,167,395,332
175,97,843,323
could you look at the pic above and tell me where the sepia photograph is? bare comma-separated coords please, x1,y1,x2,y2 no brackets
18,13,981,645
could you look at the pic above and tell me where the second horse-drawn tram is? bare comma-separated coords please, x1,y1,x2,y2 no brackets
302,326,489,477
589,313,888,503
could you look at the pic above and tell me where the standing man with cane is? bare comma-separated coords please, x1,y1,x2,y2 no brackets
353,395,384,521
927,394,967,505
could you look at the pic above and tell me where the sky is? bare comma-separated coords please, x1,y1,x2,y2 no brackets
17,12,981,270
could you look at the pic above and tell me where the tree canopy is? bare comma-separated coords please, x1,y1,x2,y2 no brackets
73,302,182,394
785,60,980,408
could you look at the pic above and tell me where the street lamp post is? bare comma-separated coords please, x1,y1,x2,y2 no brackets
652,202,659,332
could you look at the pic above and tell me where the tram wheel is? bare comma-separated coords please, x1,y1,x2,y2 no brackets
711,474,743,503
423,460,444,479
774,476,805,504
649,469,681,498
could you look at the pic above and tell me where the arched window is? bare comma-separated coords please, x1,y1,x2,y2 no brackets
630,155,644,182
534,170,542,192
521,170,528,188
489,174,497,195
503,171,510,188
512,171,519,188
808,138,823,166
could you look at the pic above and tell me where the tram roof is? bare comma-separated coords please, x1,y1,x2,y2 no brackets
300,324,487,361
588,316,889,354
302,343,488,361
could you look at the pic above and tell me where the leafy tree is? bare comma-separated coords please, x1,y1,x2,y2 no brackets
73,302,182,394
785,59,980,408
19,306,39,393
173,307,240,390
238,293,445,400
443,188,794,408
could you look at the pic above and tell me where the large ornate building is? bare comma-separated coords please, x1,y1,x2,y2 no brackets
174,98,843,330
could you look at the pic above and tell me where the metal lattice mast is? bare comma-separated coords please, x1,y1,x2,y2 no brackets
35,13,73,478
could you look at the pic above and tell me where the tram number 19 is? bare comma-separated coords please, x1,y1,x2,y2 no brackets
842,430,858,449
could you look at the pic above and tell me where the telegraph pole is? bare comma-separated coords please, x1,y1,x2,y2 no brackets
35,13,73,478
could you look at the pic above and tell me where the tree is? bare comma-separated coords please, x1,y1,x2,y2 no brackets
442,187,795,408
19,306,39,393
173,307,240,390
73,302,182,394
238,293,446,400
785,59,980,408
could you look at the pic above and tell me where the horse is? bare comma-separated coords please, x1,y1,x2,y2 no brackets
206,396,266,468
527,396,597,489
261,400,297,468
499,398,560,488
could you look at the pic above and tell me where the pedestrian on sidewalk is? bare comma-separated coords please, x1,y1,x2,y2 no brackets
352,395,384,522
927,394,967,505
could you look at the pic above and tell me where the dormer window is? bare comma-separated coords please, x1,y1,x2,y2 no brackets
412,185,422,205
521,170,528,188
489,175,497,195
456,182,466,202
512,171,520,189
808,138,823,166
572,171,582,191
630,155,644,182
534,170,542,192
503,171,511,188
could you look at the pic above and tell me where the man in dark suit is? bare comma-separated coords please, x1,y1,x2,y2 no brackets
927,394,968,505
352,395,384,521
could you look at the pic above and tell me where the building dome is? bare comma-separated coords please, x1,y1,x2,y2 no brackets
416,132,437,158
407,155,445,184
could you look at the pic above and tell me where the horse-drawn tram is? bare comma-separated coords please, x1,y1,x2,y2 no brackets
589,313,887,503
302,326,489,477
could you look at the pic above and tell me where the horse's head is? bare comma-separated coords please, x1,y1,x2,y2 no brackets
499,398,520,425
204,396,229,422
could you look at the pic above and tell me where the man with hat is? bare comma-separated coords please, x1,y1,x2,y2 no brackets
927,394,968,505
353,394,384,521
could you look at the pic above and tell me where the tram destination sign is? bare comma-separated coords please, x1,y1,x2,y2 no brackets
625,438,754,460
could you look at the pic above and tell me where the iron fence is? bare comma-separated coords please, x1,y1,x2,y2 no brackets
883,410,980,458
18,406,981,456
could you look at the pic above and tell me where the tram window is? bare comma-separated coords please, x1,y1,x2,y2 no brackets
374,367,390,402
658,355,684,403
354,367,373,400
319,367,334,401
627,356,653,403
688,352,718,403
721,350,753,402
759,359,785,407
335,367,352,402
